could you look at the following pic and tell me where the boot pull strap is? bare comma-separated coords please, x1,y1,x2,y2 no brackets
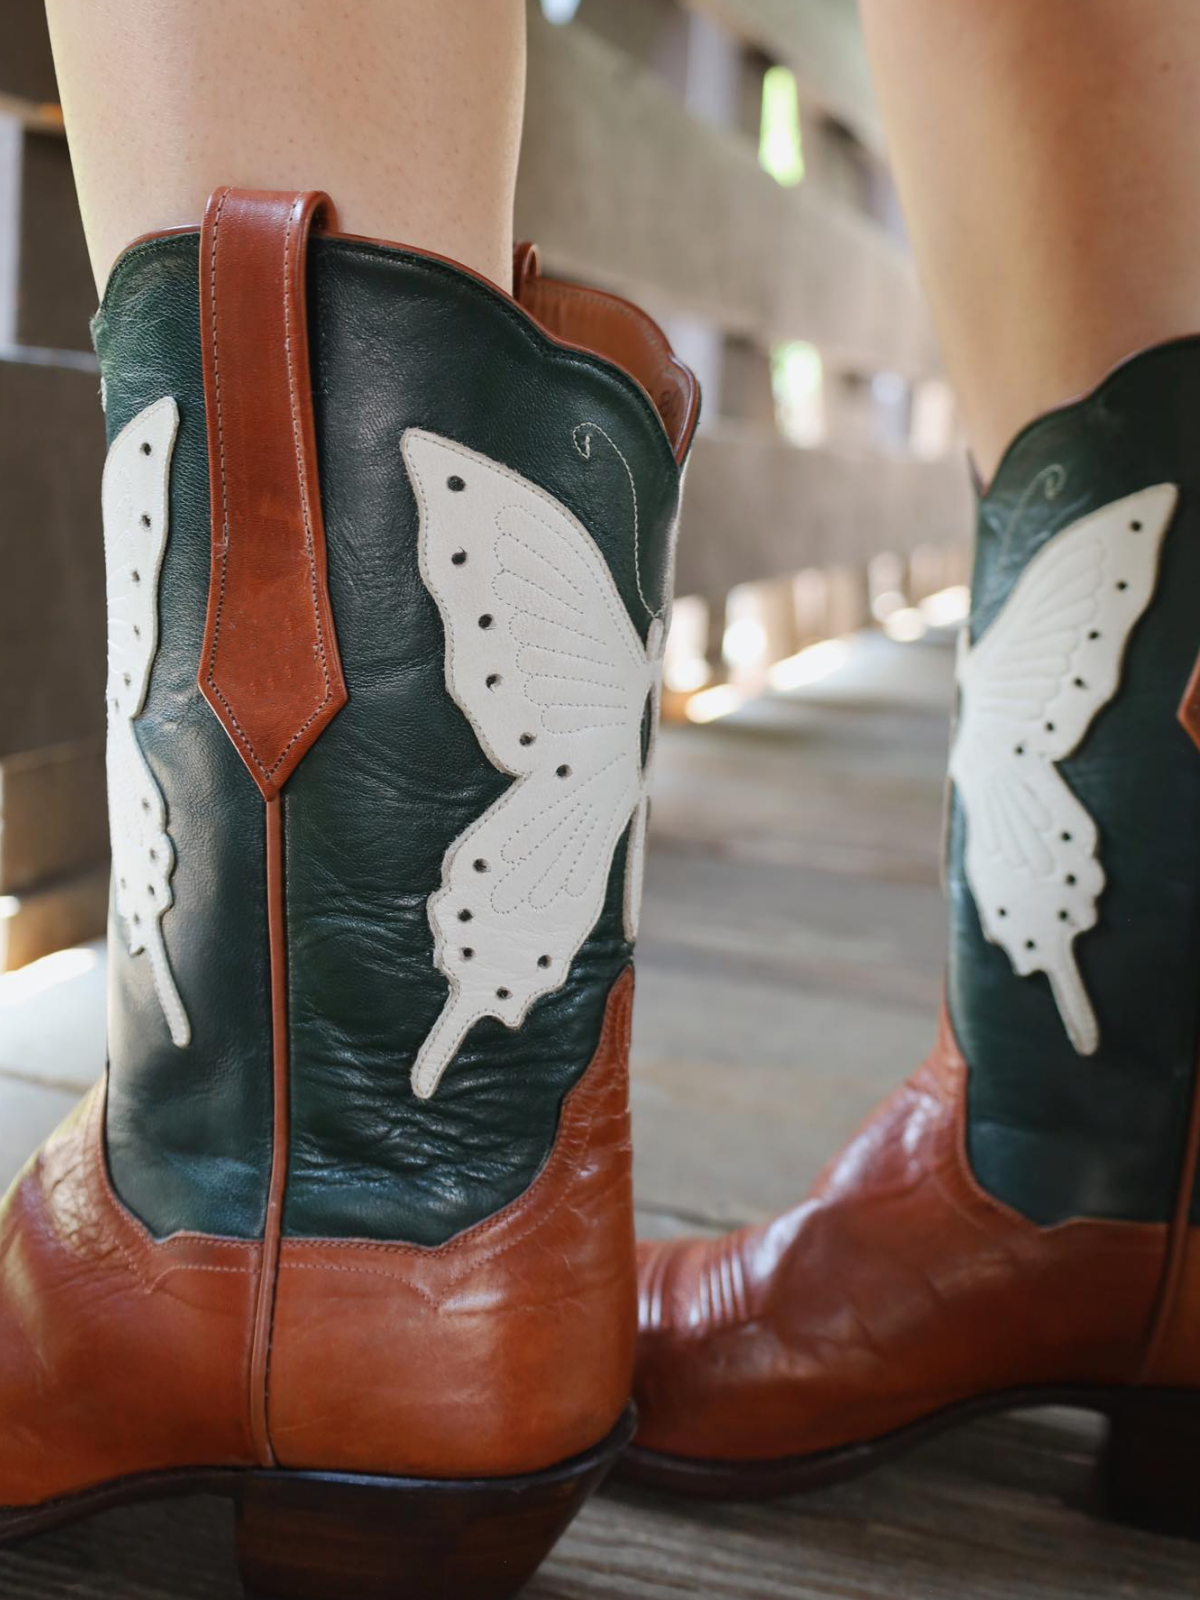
198,187,348,799
512,240,541,299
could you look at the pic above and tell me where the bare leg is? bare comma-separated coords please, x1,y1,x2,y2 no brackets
44,0,527,296
860,0,1200,480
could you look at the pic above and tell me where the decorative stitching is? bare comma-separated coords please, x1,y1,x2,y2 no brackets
997,462,1067,564
952,483,1178,1055
280,193,334,728
86,1090,255,1299
97,231,686,479
104,397,190,1048
574,421,658,622
404,432,656,1097
278,978,630,1295
203,192,334,781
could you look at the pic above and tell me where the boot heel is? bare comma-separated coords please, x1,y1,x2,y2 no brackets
1101,1390,1200,1539
235,1406,634,1600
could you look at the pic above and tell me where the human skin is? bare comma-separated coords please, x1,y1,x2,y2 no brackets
44,0,527,295
860,0,1200,480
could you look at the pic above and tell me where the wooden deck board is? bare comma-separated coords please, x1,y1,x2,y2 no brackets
3,633,1199,1597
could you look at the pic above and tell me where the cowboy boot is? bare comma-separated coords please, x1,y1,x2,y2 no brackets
0,188,697,1599
630,335,1200,1537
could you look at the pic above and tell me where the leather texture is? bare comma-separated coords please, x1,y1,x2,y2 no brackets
0,970,633,1501
950,483,1178,1057
634,1008,1173,1464
282,231,687,1243
517,264,698,462
0,199,690,1508
269,969,637,1477
91,216,694,1246
402,429,663,1099
198,188,348,799
103,395,190,1049
952,338,1200,1225
93,234,275,1243
0,1086,258,1506
632,338,1200,1473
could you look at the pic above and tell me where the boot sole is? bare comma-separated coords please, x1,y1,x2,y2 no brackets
0,1403,636,1599
621,1386,1200,1536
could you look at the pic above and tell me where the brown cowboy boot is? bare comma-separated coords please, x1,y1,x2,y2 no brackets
630,336,1200,1538
0,188,697,1598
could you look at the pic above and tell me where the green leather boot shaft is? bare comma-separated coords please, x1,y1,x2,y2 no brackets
950,338,1200,1225
94,237,274,1240
94,233,686,1244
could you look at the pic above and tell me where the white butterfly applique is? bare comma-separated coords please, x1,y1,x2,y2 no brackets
950,483,1177,1055
402,427,665,1099
103,396,190,1048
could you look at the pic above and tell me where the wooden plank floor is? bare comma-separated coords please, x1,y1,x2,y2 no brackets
3,632,1199,1597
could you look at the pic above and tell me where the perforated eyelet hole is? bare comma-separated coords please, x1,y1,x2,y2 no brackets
1044,722,1054,733
519,732,535,747
447,475,465,492
1088,630,1100,641
1065,873,1076,886
131,570,141,584
133,624,141,638
496,987,511,1000
147,884,156,898
478,614,494,630
556,764,571,778
461,947,474,960
1014,744,1025,756
1024,938,1036,950
1058,909,1069,921
1131,520,1143,532
486,674,501,689
451,550,467,566
1116,580,1128,592
140,442,152,456
458,909,473,923
140,513,151,529
132,912,141,925
123,673,132,687
149,849,158,862
997,907,1007,918
140,798,151,814
1073,677,1086,689
537,955,551,968
473,858,489,873
1061,831,1072,843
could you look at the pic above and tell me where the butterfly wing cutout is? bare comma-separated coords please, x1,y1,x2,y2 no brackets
950,483,1177,1054
103,396,190,1048
404,428,657,1098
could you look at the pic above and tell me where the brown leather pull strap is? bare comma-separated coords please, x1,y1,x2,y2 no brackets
198,187,348,798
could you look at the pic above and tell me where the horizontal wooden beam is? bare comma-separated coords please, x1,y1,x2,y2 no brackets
0,862,107,973
683,0,885,157
0,93,63,136
0,0,59,108
0,738,106,896
519,10,937,375
673,426,973,601
0,359,106,759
